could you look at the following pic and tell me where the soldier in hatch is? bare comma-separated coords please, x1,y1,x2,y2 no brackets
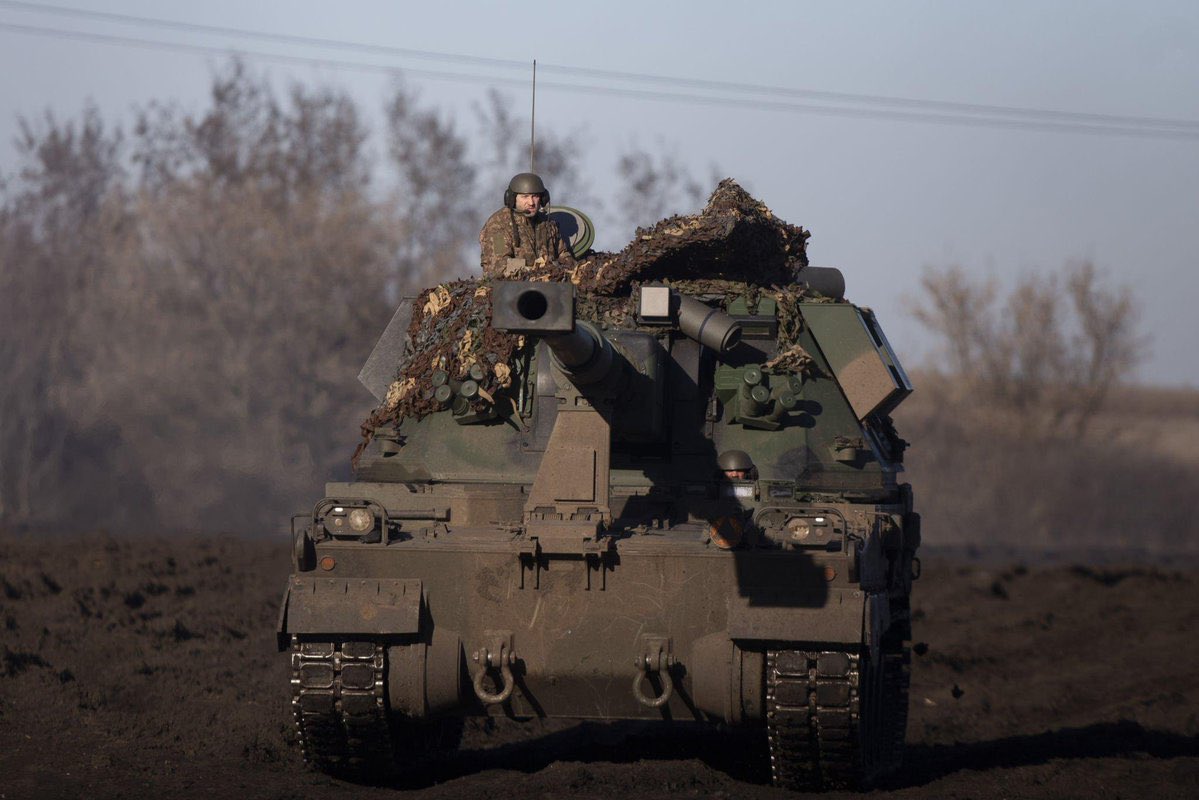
717,449,756,481
480,172,576,277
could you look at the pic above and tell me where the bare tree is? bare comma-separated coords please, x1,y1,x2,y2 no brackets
385,81,477,288
908,261,1144,437
614,139,705,233
0,61,409,532
908,265,997,379
110,65,396,526
1063,261,1142,433
472,89,593,214
0,105,129,526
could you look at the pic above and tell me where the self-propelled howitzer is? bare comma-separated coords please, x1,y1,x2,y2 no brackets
277,271,920,791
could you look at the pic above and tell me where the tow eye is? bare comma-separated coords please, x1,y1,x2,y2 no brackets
632,636,674,708
471,633,516,705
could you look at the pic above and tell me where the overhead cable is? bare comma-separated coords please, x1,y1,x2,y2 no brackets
0,16,1197,141
2,0,1197,133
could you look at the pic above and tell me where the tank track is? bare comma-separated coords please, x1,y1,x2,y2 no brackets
881,640,911,773
766,648,871,790
765,641,911,790
289,637,396,780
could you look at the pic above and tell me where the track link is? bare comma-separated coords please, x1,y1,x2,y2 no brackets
766,649,863,790
290,638,396,780
765,641,910,790
881,641,912,774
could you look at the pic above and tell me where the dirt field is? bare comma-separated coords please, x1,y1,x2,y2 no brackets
1,530,1196,799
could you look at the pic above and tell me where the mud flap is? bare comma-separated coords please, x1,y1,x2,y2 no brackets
726,588,865,644
276,577,422,648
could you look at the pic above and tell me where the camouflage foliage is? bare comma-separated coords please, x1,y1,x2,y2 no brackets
567,179,810,295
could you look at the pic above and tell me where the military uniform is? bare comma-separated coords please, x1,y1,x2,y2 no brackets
479,207,576,277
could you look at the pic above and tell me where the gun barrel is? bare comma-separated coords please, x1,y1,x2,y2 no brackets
675,294,741,353
542,327,595,370
545,323,614,385
491,281,615,385
636,286,741,355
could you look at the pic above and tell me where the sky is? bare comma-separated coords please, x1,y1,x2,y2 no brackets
2,0,1197,386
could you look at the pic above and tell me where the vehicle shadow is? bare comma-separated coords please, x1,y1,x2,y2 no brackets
387,718,1199,791
390,720,767,790
885,720,1199,789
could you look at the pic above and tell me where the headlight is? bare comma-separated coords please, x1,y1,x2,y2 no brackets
786,517,811,541
786,515,835,547
348,508,374,533
316,499,385,540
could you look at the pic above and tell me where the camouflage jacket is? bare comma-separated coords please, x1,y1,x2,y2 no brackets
479,207,576,277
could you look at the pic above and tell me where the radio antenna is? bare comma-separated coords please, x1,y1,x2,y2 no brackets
529,59,536,172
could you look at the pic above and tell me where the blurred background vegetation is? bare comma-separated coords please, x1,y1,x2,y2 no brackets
898,263,1197,560
0,61,704,534
2,61,1193,558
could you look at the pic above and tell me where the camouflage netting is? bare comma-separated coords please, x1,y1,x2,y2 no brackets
568,177,810,294
357,179,815,446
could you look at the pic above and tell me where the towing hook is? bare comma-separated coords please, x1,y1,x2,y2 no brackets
471,646,516,705
632,651,674,708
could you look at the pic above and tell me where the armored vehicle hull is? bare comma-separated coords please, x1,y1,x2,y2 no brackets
278,184,919,790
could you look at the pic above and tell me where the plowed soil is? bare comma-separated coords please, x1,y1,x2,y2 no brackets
1,531,1196,799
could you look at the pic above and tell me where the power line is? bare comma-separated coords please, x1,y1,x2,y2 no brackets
1,18,1198,141
3,0,1198,133
0,0,520,71
0,21,533,88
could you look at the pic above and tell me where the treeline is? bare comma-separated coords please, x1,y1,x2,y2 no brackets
0,62,703,534
900,263,1198,560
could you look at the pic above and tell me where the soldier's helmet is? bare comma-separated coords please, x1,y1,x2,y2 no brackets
717,449,755,476
505,172,550,209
